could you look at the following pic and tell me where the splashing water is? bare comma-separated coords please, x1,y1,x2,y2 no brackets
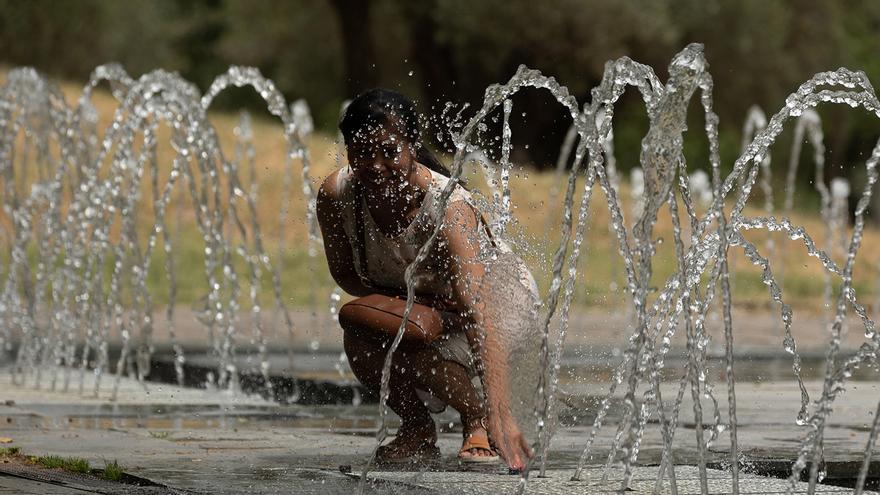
4,44,880,495
1,65,307,399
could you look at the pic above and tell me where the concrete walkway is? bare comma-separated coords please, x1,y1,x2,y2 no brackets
0,476,88,495
1,367,877,494
142,307,874,356
362,467,859,493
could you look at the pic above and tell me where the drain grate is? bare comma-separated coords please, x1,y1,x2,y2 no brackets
0,460,207,494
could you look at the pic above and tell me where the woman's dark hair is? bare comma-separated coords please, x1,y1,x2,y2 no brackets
339,88,452,178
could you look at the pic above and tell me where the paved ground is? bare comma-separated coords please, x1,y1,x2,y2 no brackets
2,304,877,493
361,467,862,494
144,307,873,356
1,365,878,494
0,477,88,495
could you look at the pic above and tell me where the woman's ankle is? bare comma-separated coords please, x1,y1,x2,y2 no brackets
399,416,437,442
460,413,488,436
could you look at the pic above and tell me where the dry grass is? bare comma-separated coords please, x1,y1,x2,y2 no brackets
3,69,880,314
0,446,21,456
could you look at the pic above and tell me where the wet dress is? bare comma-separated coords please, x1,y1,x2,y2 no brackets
334,166,541,414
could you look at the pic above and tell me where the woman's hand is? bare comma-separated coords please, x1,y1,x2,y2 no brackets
412,293,460,313
488,412,533,471
439,201,533,470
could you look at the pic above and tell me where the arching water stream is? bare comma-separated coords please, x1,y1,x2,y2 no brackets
2,44,879,495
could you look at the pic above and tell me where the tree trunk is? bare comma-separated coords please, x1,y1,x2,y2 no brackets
400,1,455,106
398,0,458,151
329,0,378,98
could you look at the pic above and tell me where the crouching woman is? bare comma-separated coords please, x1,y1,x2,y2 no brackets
316,88,539,470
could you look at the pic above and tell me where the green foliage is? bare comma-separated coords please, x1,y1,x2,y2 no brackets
101,459,124,481
3,1,880,313
63,457,91,474
34,455,65,469
218,0,345,125
3,0,876,206
16,451,121,481
0,446,20,456
33,455,91,473
2,0,878,130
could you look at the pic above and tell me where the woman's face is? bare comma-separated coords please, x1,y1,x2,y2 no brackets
346,122,416,190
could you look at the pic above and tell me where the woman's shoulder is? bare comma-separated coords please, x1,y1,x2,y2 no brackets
318,167,354,205
425,168,471,204
421,168,480,228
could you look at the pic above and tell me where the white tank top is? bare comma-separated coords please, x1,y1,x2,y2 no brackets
334,166,543,425
335,166,488,300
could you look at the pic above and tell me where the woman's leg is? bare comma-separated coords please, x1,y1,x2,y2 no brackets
340,309,494,458
343,330,437,458
404,347,494,459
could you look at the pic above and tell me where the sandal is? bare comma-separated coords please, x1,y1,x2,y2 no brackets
458,419,500,463
377,441,441,464
376,423,441,464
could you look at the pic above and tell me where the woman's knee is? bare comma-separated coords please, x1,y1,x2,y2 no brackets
338,299,425,350
338,301,383,346
337,301,363,333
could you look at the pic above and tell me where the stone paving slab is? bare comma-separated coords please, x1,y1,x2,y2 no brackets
364,467,873,493
2,367,878,494
12,307,870,356
560,380,880,428
0,367,273,406
0,460,197,494
4,421,874,494
0,474,87,495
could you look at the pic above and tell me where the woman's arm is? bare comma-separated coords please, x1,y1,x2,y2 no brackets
441,201,532,471
316,173,372,297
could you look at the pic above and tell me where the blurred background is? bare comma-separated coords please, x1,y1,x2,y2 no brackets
3,0,880,186
3,0,880,314
2,5,879,486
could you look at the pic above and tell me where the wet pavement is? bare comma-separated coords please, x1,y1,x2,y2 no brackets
111,307,877,355
360,467,864,493
3,307,878,493
1,364,878,494
0,457,193,494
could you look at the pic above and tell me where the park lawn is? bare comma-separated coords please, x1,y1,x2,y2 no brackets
2,70,880,315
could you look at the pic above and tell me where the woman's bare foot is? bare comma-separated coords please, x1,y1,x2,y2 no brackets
376,419,439,463
458,416,499,460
